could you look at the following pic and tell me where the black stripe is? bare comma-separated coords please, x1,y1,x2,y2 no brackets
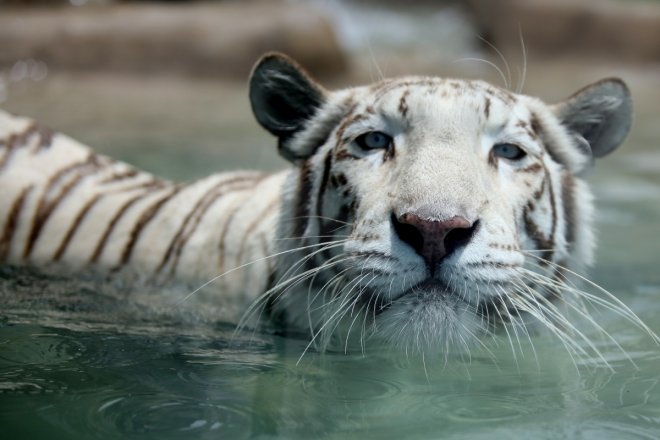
235,197,280,266
23,155,100,260
532,112,567,167
259,233,276,279
333,149,355,161
334,110,365,145
0,185,33,262
117,185,183,266
217,192,254,273
29,125,54,154
53,193,103,261
398,88,410,118
157,178,235,273
282,102,349,161
98,168,140,185
517,163,543,173
312,154,347,272
293,160,313,239
315,150,333,228
546,167,557,262
522,171,555,264
116,178,167,193
160,175,262,275
561,172,576,247
0,123,38,172
373,79,437,102
90,189,156,264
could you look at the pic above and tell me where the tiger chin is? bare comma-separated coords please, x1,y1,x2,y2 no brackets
0,52,640,358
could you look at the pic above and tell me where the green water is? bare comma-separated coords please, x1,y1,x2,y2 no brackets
1,155,660,439
0,325,658,440
1,295,660,440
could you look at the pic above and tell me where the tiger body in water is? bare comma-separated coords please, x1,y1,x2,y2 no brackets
0,114,284,314
0,53,645,355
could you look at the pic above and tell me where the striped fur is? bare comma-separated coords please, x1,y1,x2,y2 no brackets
0,53,640,358
0,111,283,313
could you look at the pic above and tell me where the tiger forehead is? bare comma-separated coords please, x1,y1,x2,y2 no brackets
342,77,521,128
367,77,518,104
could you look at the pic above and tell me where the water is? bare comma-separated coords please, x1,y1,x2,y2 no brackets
1,317,660,439
1,173,660,440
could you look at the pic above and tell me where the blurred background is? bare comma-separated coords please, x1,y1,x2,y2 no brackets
2,6,660,439
1,0,659,182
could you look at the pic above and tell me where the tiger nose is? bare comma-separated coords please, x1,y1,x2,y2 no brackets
392,212,477,275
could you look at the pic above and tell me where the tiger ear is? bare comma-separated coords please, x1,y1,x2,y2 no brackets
249,52,326,161
553,78,632,159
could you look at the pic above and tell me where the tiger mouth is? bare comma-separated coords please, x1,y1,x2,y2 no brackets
374,278,467,315
373,278,509,322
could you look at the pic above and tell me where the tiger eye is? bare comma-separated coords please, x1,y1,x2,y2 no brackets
355,131,393,150
492,143,527,161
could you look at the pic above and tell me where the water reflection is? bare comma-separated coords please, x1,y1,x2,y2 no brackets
1,309,659,440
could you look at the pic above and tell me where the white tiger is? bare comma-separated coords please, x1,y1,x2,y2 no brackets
0,52,647,356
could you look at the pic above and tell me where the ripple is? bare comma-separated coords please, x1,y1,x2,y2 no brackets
302,373,401,402
175,368,233,391
72,334,170,368
428,393,537,423
582,420,660,440
175,339,303,391
174,358,303,402
13,390,264,439
105,394,261,439
0,365,137,397
0,329,86,366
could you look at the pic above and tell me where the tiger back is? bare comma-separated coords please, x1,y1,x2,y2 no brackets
0,110,284,312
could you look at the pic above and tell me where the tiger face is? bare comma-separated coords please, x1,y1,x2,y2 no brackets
249,53,632,353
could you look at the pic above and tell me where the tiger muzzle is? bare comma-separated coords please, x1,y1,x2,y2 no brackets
392,212,478,276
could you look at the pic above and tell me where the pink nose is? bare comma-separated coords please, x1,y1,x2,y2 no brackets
393,213,476,275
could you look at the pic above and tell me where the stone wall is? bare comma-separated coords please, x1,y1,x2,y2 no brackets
467,0,660,63
0,1,347,79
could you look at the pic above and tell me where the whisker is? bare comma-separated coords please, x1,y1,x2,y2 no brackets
516,25,528,93
178,239,348,305
508,278,592,371
274,234,350,242
497,284,540,369
280,214,354,227
522,252,659,343
452,57,509,90
235,254,353,335
506,291,585,372
512,271,621,370
297,273,376,363
477,35,512,90
274,240,349,288
520,269,640,369
491,290,520,368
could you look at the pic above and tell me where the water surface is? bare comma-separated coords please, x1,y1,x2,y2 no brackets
1,160,660,439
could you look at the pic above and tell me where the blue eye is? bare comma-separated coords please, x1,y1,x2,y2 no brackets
492,143,526,160
355,131,392,150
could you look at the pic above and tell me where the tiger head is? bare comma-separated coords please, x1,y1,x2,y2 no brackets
249,53,632,354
